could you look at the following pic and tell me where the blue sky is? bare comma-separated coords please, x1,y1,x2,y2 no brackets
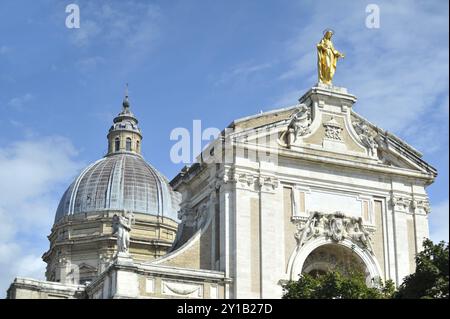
0,0,448,295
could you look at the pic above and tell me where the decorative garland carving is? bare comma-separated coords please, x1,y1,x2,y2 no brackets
162,281,202,297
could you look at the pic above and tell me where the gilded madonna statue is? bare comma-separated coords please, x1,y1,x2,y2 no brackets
317,29,344,85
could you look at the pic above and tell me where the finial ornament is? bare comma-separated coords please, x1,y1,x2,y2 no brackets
123,83,130,109
317,29,344,85
107,83,142,156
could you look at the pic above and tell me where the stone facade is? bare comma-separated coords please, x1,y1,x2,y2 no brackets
165,84,436,298
7,84,436,299
43,211,178,285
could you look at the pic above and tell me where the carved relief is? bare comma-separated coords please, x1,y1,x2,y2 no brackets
177,187,216,231
390,195,411,211
323,117,343,140
280,104,312,147
214,168,237,190
288,104,312,142
257,175,279,192
414,199,431,214
237,173,255,188
329,215,345,241
194,201,210,229
353,120,378,156
294,211,374,253
98,254,112,273
161,280,203,298
178,201,209,229
390,195,431,215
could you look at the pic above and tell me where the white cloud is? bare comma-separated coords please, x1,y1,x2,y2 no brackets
69,2,161,53
215,61,275,86
0,136,84,297
64,2,162,73
430,199,449,243
0,240,46,298
8,93,34,111
71,20,101,47
0,137,81,205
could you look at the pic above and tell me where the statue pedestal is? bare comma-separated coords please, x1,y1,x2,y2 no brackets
299,83,357,115
114,252,134,266
315,82,349,94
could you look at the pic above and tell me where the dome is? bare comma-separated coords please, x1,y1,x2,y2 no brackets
55,153,180,223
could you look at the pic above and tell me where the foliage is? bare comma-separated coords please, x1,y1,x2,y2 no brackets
282,239,449,299
282,268,394,299
395,239,449,299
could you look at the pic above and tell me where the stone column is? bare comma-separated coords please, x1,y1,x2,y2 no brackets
412,199,431,253
390,194,412,285
217,168,235,299
257,170,282,298
382,196,397,284
233,171,257,298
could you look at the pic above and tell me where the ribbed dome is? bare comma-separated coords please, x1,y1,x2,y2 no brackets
55,153,180,223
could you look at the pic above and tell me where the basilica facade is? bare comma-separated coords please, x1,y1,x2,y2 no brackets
6,82,436,299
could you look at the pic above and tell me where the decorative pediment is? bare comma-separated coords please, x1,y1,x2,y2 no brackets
351,112,437,176
199,85,436,180
234,104,436,177
78,263,97,273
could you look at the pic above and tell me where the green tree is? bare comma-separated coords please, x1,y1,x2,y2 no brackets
282,269,395,299
395,239,449,299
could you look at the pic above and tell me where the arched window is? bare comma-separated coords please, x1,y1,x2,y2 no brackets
126,138,132,151
136,140,140,152
114,137,120,152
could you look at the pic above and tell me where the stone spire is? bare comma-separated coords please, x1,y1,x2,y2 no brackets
106,85,142,156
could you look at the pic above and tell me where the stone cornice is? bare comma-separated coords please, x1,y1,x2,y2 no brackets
86,260,229,295
278,146,434,182
8,277,86,298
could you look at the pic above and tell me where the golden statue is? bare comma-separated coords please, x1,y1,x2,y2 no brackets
317,29,344,85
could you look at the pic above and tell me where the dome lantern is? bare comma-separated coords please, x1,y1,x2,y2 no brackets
107,84,142,155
